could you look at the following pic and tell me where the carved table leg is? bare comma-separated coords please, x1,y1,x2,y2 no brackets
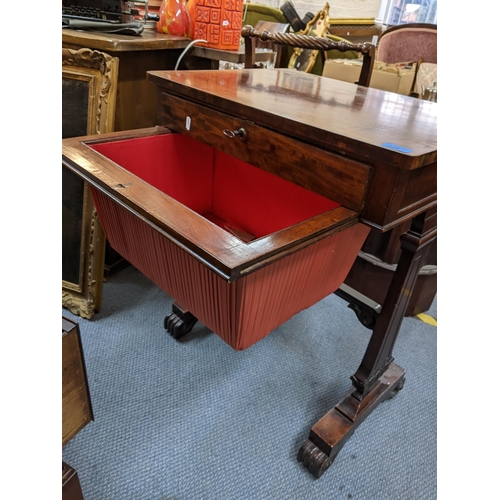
298,208,437,478
164,302,198,339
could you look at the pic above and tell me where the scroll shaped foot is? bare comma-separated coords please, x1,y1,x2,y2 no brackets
164,303,198,340
299,363,405,478
297,440,336,479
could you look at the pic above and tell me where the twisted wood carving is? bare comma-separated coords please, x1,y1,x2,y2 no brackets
241,25,375,86
241,25,374,55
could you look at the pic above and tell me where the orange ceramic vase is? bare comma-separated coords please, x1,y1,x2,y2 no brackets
156,0,191,37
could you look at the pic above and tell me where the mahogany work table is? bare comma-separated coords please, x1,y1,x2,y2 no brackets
62,69,437,478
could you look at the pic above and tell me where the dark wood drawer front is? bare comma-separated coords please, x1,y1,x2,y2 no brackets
158,92,371,213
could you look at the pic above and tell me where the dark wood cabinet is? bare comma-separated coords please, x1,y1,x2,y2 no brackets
62,317,93,447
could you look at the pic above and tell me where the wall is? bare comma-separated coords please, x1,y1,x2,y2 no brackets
144,0,383,21
251,0,383,19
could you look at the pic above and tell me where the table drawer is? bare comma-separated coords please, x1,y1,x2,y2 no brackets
62,317,93,447
157,92,371,213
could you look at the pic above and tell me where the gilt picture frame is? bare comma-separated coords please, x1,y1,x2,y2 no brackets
288,3,330,73
62,47,118,318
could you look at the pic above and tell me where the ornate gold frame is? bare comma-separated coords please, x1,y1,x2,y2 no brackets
62,48,118,318
288,3,330,73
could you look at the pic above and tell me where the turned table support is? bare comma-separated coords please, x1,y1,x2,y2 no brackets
298,207,437,478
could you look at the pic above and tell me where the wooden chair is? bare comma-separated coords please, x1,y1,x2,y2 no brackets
240,4,290,69
242,25,375,87
252,20,290,69
377,23,437,64
377,23,437,97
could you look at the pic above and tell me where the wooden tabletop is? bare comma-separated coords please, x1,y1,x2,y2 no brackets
61,28,274,63
62,28,191,52
148,69,437,170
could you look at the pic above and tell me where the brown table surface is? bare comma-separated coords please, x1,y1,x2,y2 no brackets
147,68,437,234
61,28,274,63
62,28,191,52
150,69,437,170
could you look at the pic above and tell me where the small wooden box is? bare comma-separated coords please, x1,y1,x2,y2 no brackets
62,317,93,447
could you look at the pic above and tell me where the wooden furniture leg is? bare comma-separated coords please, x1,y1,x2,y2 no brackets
298,208,437,478
62,462,85,500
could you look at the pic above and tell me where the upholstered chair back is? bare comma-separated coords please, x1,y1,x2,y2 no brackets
377,23,437,64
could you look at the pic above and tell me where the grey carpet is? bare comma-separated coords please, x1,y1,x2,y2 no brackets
62,264,437,499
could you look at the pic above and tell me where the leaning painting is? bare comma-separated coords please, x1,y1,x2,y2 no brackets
62,47,118,318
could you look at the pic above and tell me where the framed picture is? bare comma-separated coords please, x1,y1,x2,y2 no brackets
288,3,330,73
62,47,118,318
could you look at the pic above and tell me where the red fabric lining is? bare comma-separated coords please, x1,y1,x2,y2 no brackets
90,134,340,239
90,135,215,215
212,150,340,238
92,187,370,350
